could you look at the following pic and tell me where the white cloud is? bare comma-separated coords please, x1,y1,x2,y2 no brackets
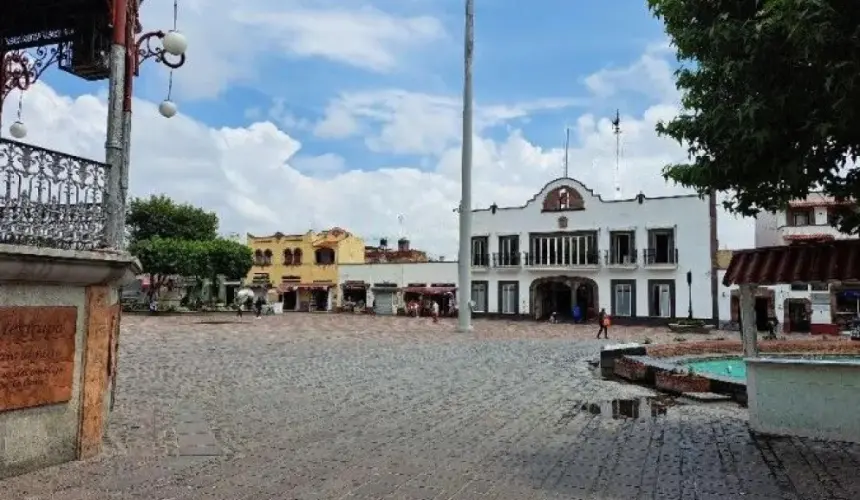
1,39,753,258
139,0,445,99
314,89,580,155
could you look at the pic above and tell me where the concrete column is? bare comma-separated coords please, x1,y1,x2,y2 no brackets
740,284,758,357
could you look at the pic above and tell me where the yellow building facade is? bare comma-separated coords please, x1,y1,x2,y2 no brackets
245,227,365,311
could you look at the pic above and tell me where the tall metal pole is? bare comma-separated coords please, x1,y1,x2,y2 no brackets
104,0,129,248
457,0,474,333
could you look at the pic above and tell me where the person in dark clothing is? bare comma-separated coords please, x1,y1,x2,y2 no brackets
596,308,609,339
254,296,264,318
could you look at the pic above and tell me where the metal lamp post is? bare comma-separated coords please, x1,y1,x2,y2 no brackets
457,0,474,333
687,270,693,319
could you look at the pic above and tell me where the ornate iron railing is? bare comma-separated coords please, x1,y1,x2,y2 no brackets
0,137,108,250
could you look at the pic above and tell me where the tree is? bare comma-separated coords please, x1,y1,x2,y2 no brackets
648,0,860,233
206,238,254,281
127,195,219,245
130,237,253,300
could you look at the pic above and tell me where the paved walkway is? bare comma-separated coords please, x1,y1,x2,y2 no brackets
3,314,859,499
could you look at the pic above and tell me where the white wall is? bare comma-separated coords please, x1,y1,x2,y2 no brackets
471,178,715,318
747,359,860,443
754,211,782,248
339,262,457,286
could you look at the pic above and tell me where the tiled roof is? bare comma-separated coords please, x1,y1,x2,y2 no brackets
783,233,835,241
722,240,860,286
788,198,852,208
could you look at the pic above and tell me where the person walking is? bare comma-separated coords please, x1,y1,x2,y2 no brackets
254,296,264,319
431,300,440,324
596,308,609,339
572,304,582,324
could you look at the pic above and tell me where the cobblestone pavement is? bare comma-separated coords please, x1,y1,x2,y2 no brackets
3,314,859,499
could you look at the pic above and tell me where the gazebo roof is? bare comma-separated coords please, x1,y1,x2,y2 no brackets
722,240,860,286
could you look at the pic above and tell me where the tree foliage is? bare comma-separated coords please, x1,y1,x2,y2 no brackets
648,0,860,233
126,195,253,300
130,237,254,297
127,195,219,245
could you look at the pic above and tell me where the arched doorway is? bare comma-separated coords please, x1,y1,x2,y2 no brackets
530,276,598,320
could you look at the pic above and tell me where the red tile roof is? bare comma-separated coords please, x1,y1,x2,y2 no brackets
783,233,835,241
723,240,860,286
788,199,852,208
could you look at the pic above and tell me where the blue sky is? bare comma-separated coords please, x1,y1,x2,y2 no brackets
16,0,753,254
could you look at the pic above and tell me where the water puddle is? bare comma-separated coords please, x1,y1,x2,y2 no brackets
559,395,680,424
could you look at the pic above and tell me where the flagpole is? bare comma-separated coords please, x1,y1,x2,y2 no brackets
457,0,474,332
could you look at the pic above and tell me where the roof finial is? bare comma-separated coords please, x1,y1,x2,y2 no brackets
611,109,622,200
563,127,570,178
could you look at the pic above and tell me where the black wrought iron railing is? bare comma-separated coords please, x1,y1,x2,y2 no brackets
604,249,638,265
524,251,600,266
492,251,521,267
643,247,679,265
0,137,109,250
471,253,490,267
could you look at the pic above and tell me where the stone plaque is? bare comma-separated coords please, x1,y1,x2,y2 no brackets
0,306,77,412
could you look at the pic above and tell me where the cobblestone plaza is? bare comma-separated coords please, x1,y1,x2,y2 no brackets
3,314,859,499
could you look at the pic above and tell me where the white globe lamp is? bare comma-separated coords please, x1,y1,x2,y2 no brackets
158,100,178,118
9,121,27,139
162,31,187,56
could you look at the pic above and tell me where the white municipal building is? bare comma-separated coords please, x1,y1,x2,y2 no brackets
468,177,719,323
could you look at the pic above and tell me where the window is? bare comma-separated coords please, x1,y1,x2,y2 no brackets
792,210,812,226
471,236,489,266
499,281,518,314
559,189,570,209
315,248,335,265
613,283,633,317
263,249,273,265
648,280,674,317
252,273,270,285
283,249,293,265
254,249,264,265
811,282,829,291
497,235,519,266
609,231,635,265
646,229,676,264
281,275,300,282
471,281,488,312
790,283,809,291
293,249,303,265
528,232,598,266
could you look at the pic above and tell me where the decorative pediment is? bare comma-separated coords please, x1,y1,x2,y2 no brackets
542,185,584,212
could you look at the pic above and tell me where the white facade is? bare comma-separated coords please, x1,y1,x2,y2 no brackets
468,178,716,321
338,262,458,311
754,193,855,247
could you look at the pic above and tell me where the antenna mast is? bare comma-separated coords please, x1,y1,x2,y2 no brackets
563,127,570,178
611,109,622,199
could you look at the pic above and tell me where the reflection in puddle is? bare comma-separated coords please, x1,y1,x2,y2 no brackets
560,396,679,424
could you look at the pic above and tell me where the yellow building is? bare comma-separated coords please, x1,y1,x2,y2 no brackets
245,227,365,311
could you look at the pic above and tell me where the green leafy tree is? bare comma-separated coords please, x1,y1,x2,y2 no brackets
648,0,860,233
127,195,219,245
206,238,254,281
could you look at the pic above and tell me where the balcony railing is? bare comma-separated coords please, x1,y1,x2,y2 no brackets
525,251,600,267
643,248,679,265
492,251,521,267
471,253,490,267
604,249,638,265
0,138,109,250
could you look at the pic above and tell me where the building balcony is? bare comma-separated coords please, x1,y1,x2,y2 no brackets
492,252,522,271
604,250,638,269
642,248,678,269
524,251,600,271
471,253,491,271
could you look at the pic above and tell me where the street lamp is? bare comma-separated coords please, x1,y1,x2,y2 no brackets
687,270,693,319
